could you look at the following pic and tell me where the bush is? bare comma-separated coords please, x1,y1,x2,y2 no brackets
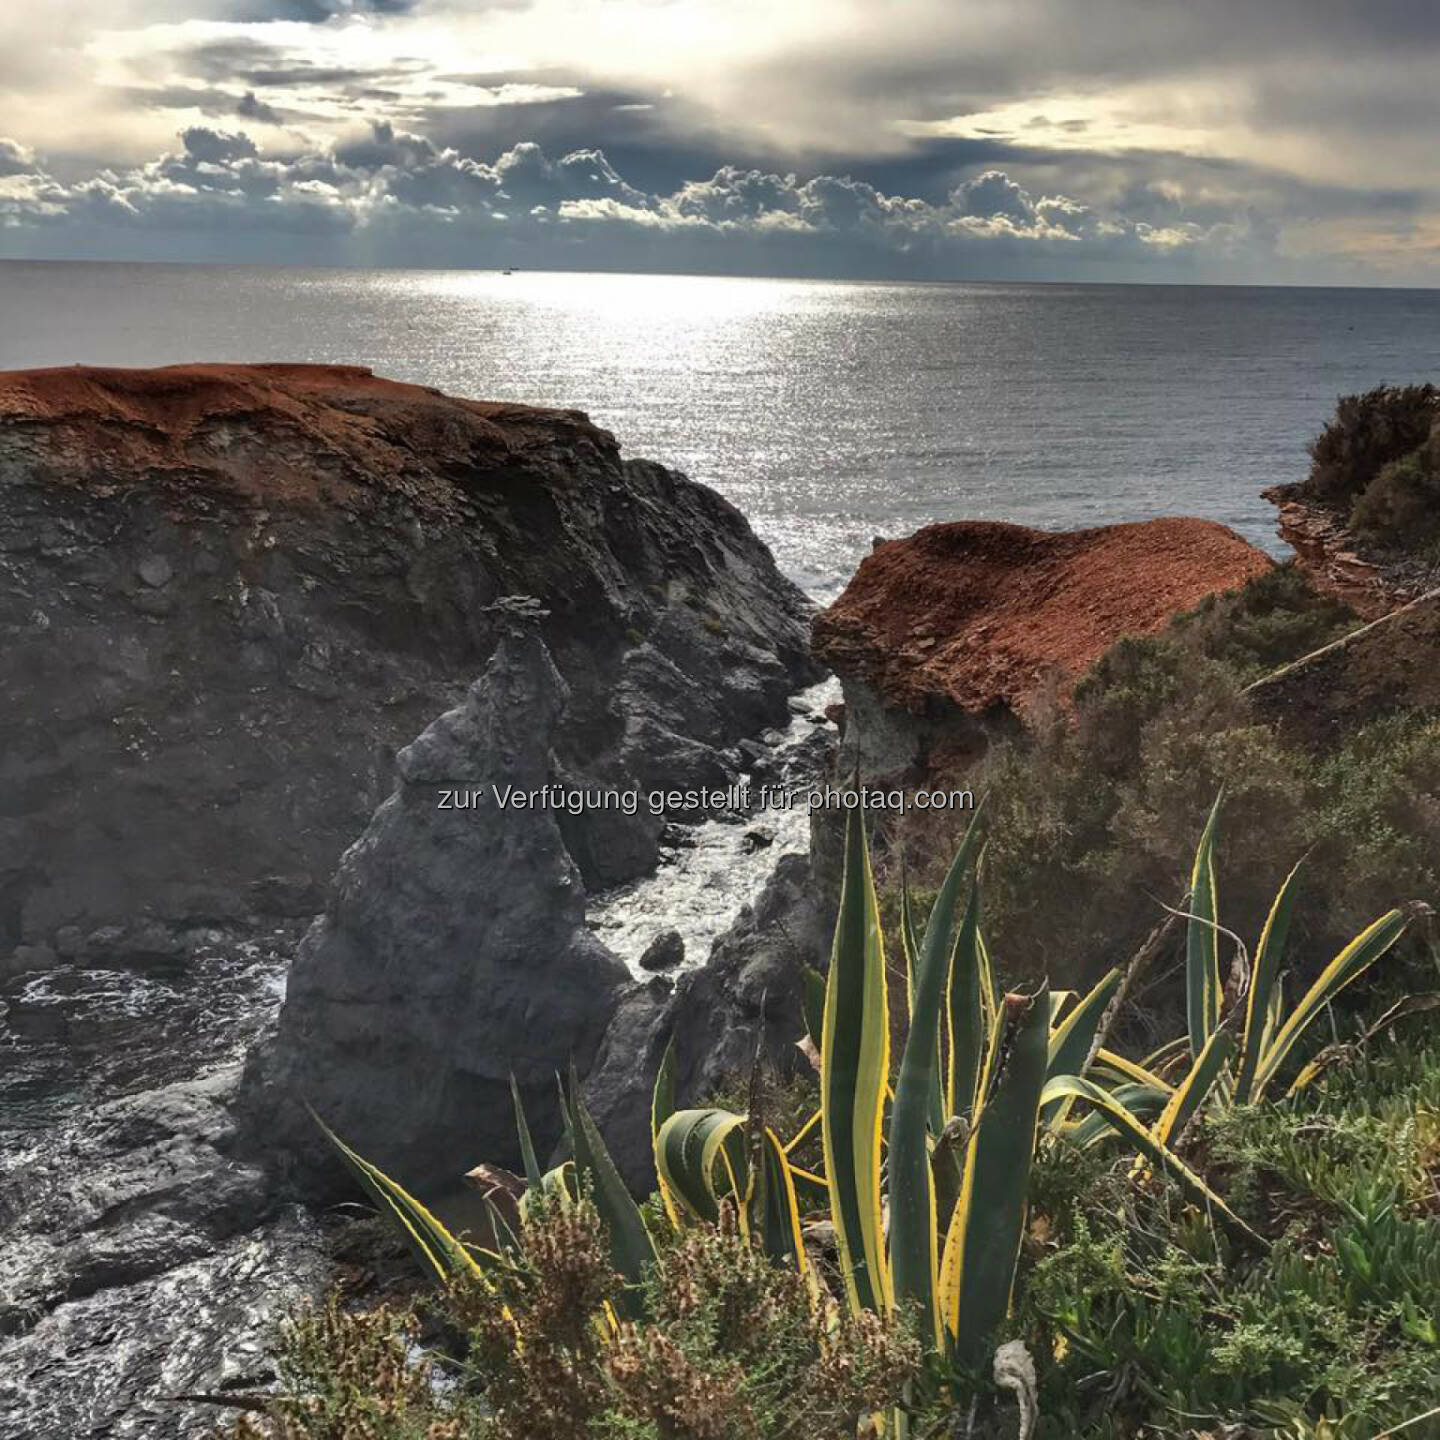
1302,383,1438,510
223,1200,921,1440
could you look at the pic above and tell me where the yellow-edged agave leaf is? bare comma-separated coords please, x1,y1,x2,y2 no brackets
1142,1035,1191,1074
821,807,892,1315
1041,966,1121,1126
939,985,1050,1363
1186,790,1225,1059
510,1074,544,1193
655,1108,748,1223
1252,908,1409,1102
315,1113,481,1283
946,886,987,1123
1093,1048,1176,1094
567,1073,656,1312
891,824,984,1348
1151,1030,1235,1149
899,859,920,1016
1233,860,1304,1104
651,1040,681,1227
1064,1082,1170,1148
755,1127,808,1272
1041,1075,1262,1246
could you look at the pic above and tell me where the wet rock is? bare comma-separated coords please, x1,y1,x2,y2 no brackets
639,929,685,971
585,852,826,1193
247,620,629,1195
742,827,774,853
0,363,819,941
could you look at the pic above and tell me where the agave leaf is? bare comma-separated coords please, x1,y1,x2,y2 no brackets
1141,1035,1191,1074
891,833,984,1347
1041,1075,1263,1247
939,985,1050,1363
755,1127,808,1271
651,1040,681,1226
946,886,986,1124
1186,790,1225,1059
899,857,920,1017
655,1108,749,1223
1151,1030,1235,1149
1092,1048,1177,1095
566,1070,656,1311
1063,1082,1171,1147
821,807,892,1315
510,1074,544,1193
1041,966,1122,1126
314,1112,481,1283
1233,860,1304,1105
801,965,827,1048
1252,908,1409,1101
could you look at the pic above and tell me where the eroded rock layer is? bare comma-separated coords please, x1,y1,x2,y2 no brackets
0,363,819,951
812,517,1273,775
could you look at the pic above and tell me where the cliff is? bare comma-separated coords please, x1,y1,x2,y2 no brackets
0,363,819,954
812,517,1273,776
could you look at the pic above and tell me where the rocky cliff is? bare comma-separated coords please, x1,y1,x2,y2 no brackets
812,517,1274,777
0,364,819,956
252,613,629,1193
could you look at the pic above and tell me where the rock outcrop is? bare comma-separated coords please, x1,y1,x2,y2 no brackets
250,616,629,1193
813,518,1273,776
0,363,818,953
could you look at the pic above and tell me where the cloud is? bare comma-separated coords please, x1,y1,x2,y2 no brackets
236,90,282,124
0,138,37,176
0,122,1299,279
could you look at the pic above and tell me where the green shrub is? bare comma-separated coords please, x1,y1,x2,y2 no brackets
1351,445,1440,549
1019,1040,1440,1438
1302,383,1438,509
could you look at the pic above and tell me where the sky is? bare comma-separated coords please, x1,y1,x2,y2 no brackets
1,0,1437,284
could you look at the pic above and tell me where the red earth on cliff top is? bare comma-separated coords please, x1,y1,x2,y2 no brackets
812,517,1274,723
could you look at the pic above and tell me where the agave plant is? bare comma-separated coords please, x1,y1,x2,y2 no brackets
1052,791,1412,1163
651,802,1238,1374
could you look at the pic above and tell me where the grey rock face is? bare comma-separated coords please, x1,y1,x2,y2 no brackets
0,365,820,949
250,621,629,1193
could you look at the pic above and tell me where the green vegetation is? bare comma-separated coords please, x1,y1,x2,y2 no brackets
1299,382,1440,550
220,790,1433,1439
894,563,1439,1001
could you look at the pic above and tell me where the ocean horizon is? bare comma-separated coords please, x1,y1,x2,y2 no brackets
5,260,1438,597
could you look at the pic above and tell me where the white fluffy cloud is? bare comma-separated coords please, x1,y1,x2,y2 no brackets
0,124,1281,280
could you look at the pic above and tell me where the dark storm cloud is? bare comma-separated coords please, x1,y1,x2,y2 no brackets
237,91,284,125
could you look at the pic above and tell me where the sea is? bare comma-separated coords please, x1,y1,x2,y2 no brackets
2,262,1438,599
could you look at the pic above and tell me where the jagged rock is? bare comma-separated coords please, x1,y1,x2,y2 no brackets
585,852,824,1193
638,929,685,971
0,363,819,948
247,620,629,1194
813,517,1273,778
1263,482,1426,618
1245,588,1440,744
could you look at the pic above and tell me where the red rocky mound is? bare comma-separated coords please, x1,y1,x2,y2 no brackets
814,517,1273,721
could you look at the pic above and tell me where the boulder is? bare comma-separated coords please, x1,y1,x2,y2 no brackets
247,615,629,1194
0,363,819,948
812,517,1273,777
638,929,686,971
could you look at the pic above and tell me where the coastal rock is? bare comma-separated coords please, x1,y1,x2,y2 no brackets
249,619,629,1193
812,517,1273,777
584,851,824,1192
638,929,685,971
1262,482,1424,618
0,363,818,947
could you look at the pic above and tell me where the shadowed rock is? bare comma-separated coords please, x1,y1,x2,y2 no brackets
249,616,628,1193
